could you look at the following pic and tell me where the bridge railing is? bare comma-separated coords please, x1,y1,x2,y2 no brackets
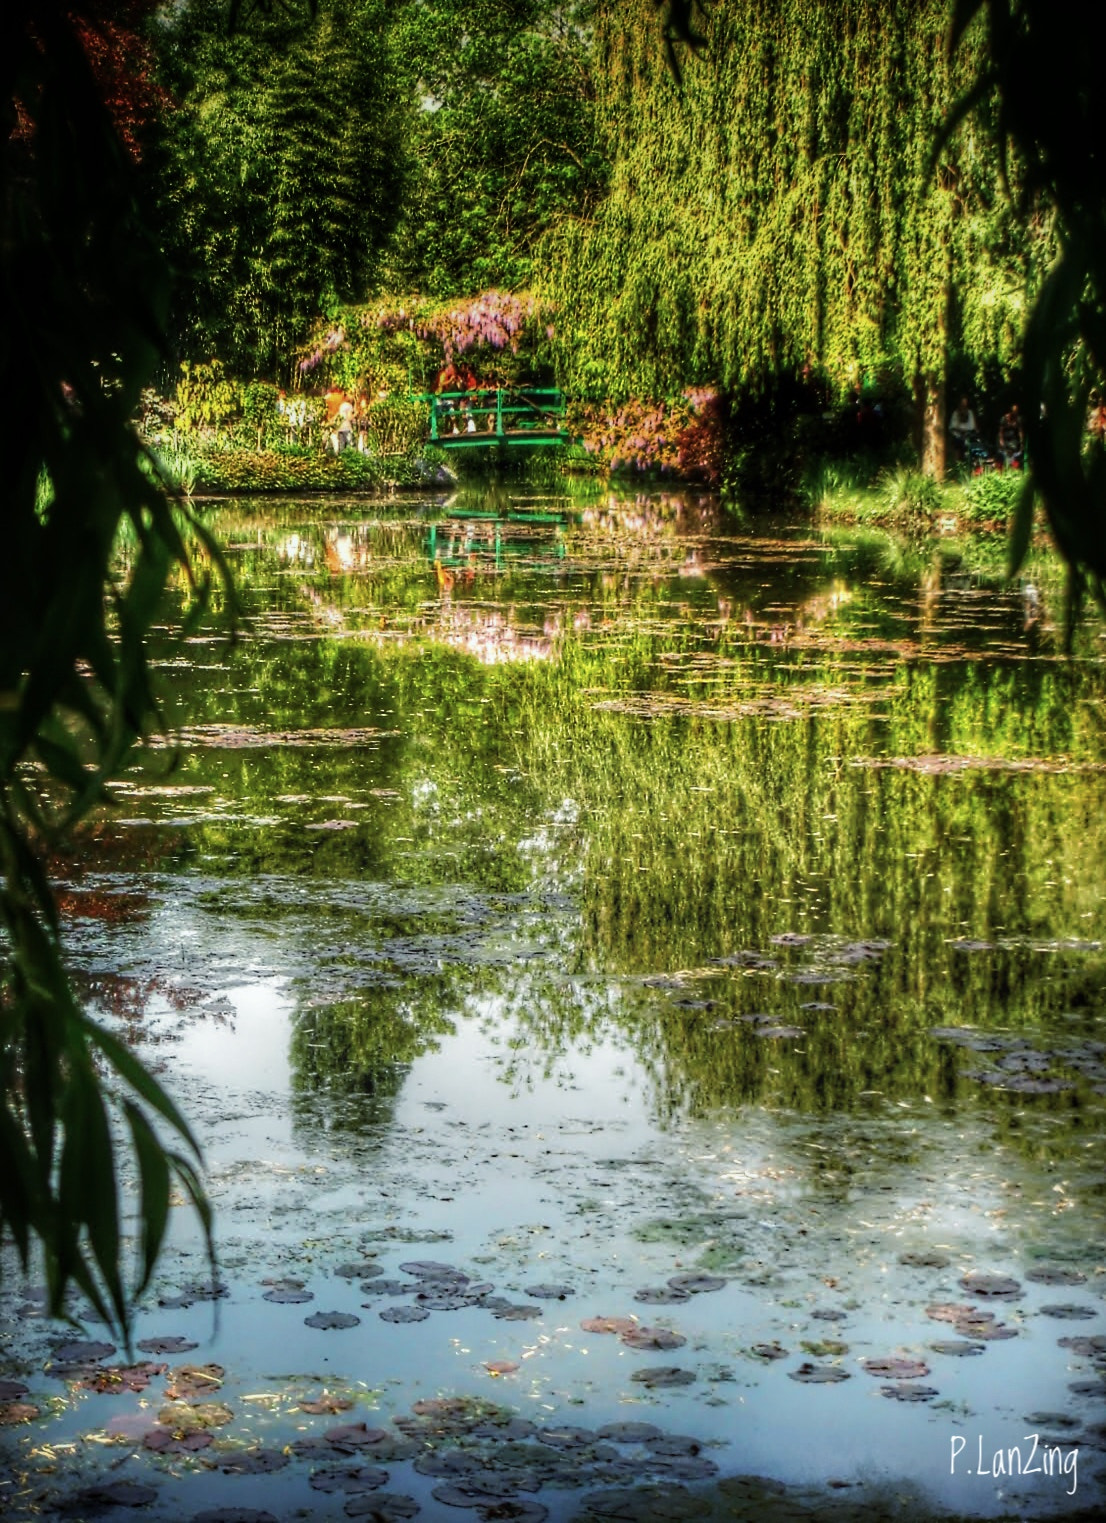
422,388,566,444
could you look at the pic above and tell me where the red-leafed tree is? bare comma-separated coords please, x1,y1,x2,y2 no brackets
71,0,168,157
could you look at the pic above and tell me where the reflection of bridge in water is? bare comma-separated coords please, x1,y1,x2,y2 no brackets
427,506,570,574
422,388,570,449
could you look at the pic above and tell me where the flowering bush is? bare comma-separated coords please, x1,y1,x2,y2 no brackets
571,388,724,482
297,289,557,393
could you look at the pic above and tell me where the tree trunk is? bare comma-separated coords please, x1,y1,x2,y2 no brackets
916,372,947,480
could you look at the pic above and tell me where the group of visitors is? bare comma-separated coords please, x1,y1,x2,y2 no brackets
948,396,1024,469
324,388,378,454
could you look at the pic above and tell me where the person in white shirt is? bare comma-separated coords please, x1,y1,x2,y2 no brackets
949,396,978,460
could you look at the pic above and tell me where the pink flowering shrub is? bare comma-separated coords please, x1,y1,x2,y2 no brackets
297,291,556,392
572,388,723,483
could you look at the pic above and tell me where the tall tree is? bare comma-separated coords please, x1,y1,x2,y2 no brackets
150,0,407,376
948,0,1106,625
383,0,607,297
543,0,1048,471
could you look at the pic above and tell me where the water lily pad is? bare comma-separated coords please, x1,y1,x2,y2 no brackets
958,1273,1022,1298
644,1435,704,1458
800,1340,849,1358
159,1280,228,1308
646,1457,719,1481
861,1357,930,1379
413,1292,476,1311
1023,1411,1080,1429
337,1263,384,1279
633,1288,691,1305
958,1320,1017,1340
1058,1335,1106,1355
399,1262,467,1281
158,1400,234,1429
300,1393,356,1414
666,1275,726,1294
1069,1380,1106,1396
621,1328,687,1352
192,1511,279,1523
380,1305,430,1323
327,1423,390,1448
343,1497,420,1520
926,1303,982,1324
898,1251,951,1269
166,1363,224,1398
0,1379,29,1400
630,1366,696,1388
471,1417,537,1440
474,1504,547,1523
219,1448,290,1474
929,1340,986,1357
536,1424,597,1449
306,1310,361,1330
484,1360,520,1376
136,1336,198,1355
1026,1267,1088,1286
0,1401,38,1424
753,1024,804,1038
311,1465,390,1494
51,1339,116,1366
145,1427,214,1453
1039,1304,1097,1320
578,1483,709,1520
749,1343,789,1361
61,1481,158,1510
263,1286,314,1304
432,1478,524,1508
76,1361,167,1394
810,1308,847,1321
789,1363,849,1383
880,1383,939,1402
414,1452,484,1477
581,1317,638,1335
523,1284,574,1300
598,1422,663,1443
491,1304,542,1321
361,1279,422,1297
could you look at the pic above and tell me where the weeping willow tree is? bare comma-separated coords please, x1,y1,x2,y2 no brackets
544,0,1049,475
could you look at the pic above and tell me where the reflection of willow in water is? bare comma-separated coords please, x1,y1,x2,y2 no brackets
148,501,1106,1153
288,984,454,1134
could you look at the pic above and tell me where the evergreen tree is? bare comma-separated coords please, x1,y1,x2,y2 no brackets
150,0,407,376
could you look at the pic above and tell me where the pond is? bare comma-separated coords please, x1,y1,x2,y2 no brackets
2,484,1104,1523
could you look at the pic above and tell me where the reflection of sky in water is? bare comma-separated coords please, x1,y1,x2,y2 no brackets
3,495,1104,1521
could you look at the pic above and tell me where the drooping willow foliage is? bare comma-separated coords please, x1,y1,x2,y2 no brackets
947,0,1106,628
543,0,1050,468
1,0,222,1335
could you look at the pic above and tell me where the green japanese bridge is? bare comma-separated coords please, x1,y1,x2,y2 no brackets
422,388,570,449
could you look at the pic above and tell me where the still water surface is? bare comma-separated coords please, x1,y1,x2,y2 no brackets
2,486,1104,1521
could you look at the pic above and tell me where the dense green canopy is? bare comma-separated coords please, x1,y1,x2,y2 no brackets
150,0,406,376
543,0,1049,471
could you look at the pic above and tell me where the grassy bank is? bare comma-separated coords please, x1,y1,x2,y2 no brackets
803,459,1028,534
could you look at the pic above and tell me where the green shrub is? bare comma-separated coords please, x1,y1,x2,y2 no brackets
366,397,427,456
188,444,451,494
961,467,1026,524
174,359,243,437
880,466,943,520
192,448,384,493
148,442,199,496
